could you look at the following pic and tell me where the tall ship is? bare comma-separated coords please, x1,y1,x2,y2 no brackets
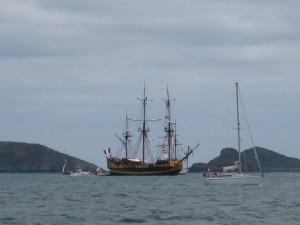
106,85,198,175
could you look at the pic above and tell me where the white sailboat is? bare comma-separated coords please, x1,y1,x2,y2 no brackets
62,158,72,175
179,167,189,175
203,82,263,185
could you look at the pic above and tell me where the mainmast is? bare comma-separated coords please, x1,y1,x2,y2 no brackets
136,84,158,163
236,82,242,174
139,85,147,163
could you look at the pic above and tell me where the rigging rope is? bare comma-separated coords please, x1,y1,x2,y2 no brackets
238,87,263,175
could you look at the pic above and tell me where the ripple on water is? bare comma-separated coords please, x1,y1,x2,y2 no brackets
1,173,300,225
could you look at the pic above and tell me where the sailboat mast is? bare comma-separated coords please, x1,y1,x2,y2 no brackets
236,82,242,174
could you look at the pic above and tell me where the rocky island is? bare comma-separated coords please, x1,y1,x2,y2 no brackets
0,141,98,173
189,147,300,172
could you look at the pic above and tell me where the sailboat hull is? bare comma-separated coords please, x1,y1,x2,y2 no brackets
107,159,183,176
203,174,263,185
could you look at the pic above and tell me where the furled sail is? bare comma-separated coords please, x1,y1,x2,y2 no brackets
223,161,240,172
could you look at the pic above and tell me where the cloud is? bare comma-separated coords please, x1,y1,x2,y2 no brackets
0,0,300,165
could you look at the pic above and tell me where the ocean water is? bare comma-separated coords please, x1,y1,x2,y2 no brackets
0,172,299,225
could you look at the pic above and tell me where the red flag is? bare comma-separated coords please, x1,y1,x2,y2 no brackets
161,143,167,154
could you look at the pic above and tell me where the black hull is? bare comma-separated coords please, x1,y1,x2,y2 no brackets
109,168,182,176
107,159,183,176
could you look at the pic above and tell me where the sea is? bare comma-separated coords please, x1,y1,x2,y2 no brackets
0,172,299,225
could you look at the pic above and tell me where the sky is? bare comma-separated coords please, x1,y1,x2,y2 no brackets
0,0,299,169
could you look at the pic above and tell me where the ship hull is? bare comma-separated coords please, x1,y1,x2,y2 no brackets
107,159,183,176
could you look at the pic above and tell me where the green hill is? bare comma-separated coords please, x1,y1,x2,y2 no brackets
0,141,98,173
189,147,300,172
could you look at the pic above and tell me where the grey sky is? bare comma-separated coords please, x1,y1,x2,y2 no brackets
1,0,299,168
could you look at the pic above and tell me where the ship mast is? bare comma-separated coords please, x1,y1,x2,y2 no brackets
114,112,132,159
163,87,175,160
136,84,158,163
123,112,132,158
174,121,177,159
140,85,147,163
236,82,242,174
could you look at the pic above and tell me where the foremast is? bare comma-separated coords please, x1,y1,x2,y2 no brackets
123,112,132,158
114,112,132,158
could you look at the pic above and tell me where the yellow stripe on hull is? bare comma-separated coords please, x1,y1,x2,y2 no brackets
107,160,183,176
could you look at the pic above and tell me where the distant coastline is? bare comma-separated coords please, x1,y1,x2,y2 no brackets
1,141,299,173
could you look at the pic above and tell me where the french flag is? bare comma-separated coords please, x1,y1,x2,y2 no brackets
103,148,111,155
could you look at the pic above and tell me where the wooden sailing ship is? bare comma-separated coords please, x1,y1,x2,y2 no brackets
106,85,197,176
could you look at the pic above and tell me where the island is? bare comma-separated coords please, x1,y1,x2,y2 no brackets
0,141,98,173
189,147,300,172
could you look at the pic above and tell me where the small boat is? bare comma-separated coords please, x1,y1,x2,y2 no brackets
95,167,109,176
203,82,263,185
105,85,198,176
179,168,189,175
62,158,72,175
70,167,90,176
